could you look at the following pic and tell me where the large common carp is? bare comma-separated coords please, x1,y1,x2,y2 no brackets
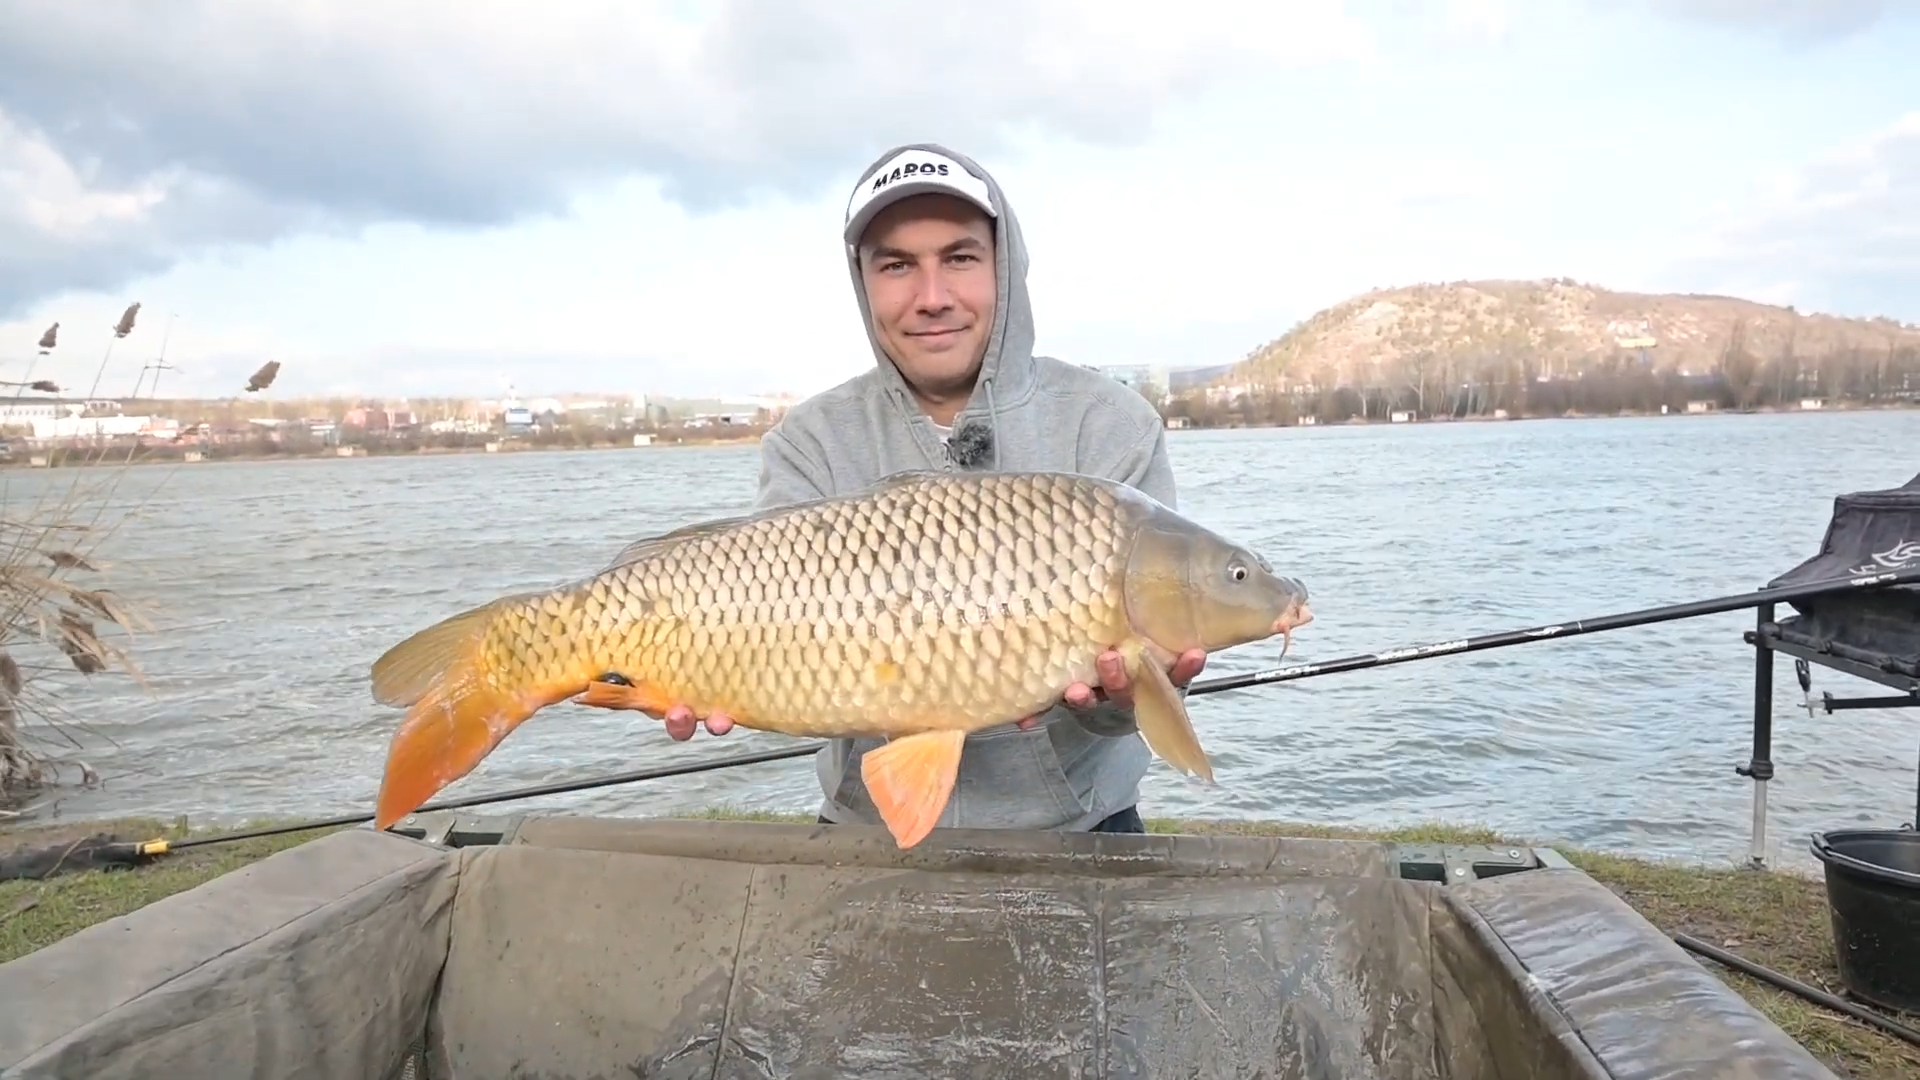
368,469,1313,848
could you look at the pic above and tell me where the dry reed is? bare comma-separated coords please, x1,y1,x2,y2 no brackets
1,303,166,811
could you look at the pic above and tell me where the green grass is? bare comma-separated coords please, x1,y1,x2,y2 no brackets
0,816,347,965
1,811,1913,1079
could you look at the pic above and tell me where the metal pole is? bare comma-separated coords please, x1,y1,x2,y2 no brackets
1741,603,1776,868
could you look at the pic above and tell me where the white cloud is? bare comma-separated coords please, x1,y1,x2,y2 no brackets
0,2,1913,399
0,0,1375,319
1662,111,1920,320
1647,0,1897,41
1443,0,1510,42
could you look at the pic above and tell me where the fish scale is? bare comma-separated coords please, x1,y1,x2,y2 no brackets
368,468,1314,848
544,472,1135,733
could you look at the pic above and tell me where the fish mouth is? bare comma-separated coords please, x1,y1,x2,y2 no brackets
1270,593,1315,659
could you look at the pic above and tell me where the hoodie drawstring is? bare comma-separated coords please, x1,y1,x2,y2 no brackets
983,376,1001,472
905,376,1001,473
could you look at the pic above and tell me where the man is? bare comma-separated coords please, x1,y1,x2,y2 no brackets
661,142,1206,835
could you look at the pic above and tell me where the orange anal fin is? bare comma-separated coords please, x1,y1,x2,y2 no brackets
576,679,676,718
373,674,572,831
858,729,967,849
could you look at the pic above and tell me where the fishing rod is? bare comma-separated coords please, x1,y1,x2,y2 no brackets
68,744,825,867
1187,564,1920,697
7,563,1915,879
0,746,820,881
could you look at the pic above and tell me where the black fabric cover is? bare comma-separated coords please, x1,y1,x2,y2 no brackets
1767,469,1920,677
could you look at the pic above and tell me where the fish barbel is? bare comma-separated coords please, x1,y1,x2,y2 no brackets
368,469,1313,848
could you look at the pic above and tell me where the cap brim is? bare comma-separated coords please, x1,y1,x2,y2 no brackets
843,181,996,246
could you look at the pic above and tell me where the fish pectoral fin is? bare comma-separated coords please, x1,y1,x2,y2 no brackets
576,679,675,718
859,729,967,849
1122,638,1215,784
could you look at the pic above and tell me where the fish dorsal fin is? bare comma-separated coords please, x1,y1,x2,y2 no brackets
870,469,946,491
603,513,757,570
604,472,942,572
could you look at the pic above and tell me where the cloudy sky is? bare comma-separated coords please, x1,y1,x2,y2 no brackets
1,0,1914,402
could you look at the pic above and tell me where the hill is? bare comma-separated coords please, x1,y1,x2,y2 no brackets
1224,278,1920,414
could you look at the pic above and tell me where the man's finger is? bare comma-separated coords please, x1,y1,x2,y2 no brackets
1062,682,1097,710
1170,648,1208,687
664,705,696,742
1091,650,1132,707
706,712,735,736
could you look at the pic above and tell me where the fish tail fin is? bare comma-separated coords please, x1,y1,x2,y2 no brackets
859,729,967,849
370,594,584,830
1121,638,1215,784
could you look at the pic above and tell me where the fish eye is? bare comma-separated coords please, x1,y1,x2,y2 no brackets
1229,563,1248,583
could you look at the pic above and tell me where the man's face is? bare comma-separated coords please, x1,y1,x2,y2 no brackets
857,193,998,405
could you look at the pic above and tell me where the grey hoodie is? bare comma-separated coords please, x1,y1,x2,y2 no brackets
754,142,1181,831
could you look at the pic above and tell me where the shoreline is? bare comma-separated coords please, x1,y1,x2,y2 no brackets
0,434,768,470
0,810,1913,1076
4,400,1912,470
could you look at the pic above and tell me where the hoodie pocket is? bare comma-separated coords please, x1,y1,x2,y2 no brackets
823,736,886,821
827,725,1094,830
952,723,1094,828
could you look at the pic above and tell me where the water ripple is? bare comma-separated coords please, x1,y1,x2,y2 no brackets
7,412,1918,871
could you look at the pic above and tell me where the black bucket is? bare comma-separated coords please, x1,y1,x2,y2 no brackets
1809,828,1920,1014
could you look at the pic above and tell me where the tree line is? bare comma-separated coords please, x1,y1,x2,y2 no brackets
1160,335,1920,427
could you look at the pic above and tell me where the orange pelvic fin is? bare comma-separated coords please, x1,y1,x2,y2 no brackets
859,728,967,849
576,678,676,717
369,597,581,831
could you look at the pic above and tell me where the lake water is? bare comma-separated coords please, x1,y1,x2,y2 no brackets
6,411,1918,872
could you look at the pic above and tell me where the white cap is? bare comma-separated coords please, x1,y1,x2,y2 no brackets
843,147,997,246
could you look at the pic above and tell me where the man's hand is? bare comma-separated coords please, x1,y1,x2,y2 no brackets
1016,647,1208,730
664,705,734,741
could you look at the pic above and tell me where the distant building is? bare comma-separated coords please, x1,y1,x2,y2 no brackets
649,396,771,427
0,397,178,442
1083,363,1170,398
1074,362,1245,398
0,397,124,425
1167,364,1238,392
685,400,769,427
342,405,419,433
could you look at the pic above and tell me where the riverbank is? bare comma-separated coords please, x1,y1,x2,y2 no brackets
0,434,766,470
0,812,1912,1078
4,399,1911,470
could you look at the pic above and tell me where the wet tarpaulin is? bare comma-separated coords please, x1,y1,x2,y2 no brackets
1768,469,1920,677
0,817,1840,1080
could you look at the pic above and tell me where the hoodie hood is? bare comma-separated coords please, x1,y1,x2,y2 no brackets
841,142,1037,471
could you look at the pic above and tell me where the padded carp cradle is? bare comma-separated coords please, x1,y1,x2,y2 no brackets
0,814,1840,1079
